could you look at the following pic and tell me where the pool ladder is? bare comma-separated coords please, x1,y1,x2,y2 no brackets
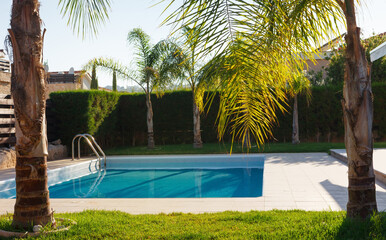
72,133,106,169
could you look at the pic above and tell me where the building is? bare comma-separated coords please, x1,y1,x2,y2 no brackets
303,34,345,78
0,50,11,95
46,68,92,98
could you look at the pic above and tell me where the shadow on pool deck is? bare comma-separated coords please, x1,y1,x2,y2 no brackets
266,152,339,166
320,179,386,210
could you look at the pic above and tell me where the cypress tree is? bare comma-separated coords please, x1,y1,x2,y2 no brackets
113,70,117,91
91,64,98,89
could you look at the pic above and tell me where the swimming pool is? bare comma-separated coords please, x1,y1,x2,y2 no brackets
0,154,265,199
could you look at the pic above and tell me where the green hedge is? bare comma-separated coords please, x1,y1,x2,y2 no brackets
273,83,386,142
49,84,386,149
102,91,223,147
273,85,344,142
50,90,120,147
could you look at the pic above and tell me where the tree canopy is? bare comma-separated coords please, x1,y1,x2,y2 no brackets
162,0,344,146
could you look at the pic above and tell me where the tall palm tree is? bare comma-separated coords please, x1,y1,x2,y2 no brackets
287,72,311,144
9,0,111,228
84,28,175,149
161,27,207,148
163,0,377,218
336,0,377,218
9,0,52,228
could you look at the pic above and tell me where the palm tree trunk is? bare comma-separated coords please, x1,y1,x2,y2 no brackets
192,93,203,148
342,0,377,218
10,0,53,228
292,94,300,144
145,92,155,149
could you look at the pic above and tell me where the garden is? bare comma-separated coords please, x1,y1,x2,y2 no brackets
1,0,386,239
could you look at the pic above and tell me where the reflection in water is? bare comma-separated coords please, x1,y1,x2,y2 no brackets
73,169,106,198
49,168,264,198
195,169,202,197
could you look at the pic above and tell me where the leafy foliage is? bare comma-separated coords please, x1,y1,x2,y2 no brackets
325,33,386,85
162,0,344,148
84,28,180,95
58,0,112,38
307,69,325,86
326,48,345,86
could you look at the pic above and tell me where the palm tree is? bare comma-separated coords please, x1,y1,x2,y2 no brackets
9,0,52,228
287,72,311,144
336,0,377,218
84,28,175,149
161,27,207,148
163,0,377,218
9,0,111,228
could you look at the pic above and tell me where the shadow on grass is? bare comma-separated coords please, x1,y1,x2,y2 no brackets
335,212,386,240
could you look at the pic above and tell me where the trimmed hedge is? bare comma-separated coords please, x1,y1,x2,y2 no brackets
273,85,344,142
49,84,386,149
50,90,120,147
273,83,386,142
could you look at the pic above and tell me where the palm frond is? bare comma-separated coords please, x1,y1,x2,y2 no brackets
58,0,112,38
128,28,153,69
162,0,344,148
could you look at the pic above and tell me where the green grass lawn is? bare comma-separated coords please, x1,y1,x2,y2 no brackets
105,141,386,155
1,210,385,239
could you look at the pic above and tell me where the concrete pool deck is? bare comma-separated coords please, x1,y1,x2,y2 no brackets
331,148,386,185
0,152,386,214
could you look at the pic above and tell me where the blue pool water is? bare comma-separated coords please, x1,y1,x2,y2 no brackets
0,154,265,198
49,168,263,198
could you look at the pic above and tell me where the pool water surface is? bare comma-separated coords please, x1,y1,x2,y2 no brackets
0,154,265,199
49,168,263,198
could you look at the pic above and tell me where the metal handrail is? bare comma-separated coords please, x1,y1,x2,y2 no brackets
72,134,106,168
83,134,106,166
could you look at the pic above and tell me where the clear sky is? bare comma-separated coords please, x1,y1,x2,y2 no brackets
1,0,386,88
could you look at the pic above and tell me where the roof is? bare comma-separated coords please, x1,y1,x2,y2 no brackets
48,70,84,75
370,41,386,62
47,70,90,84
48,73,76,84
318,34,346,52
